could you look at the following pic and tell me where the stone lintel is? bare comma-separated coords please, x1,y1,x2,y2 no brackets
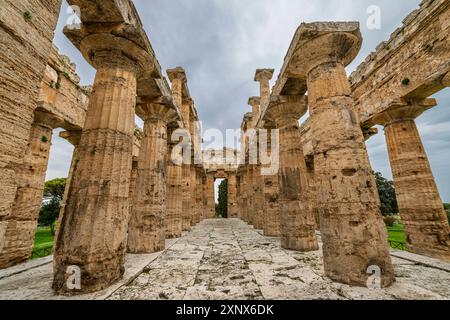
66,0,133,23
369,98,437,127
254,69,275,82
34,109,65,129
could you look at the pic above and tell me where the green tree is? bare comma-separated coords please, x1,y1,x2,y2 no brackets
38,178,67,233
217,180,228,218
373,172,398,216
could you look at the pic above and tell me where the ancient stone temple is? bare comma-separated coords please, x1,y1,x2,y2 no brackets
0,0,449,300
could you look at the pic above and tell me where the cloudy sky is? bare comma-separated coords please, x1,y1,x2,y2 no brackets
47,0,450,202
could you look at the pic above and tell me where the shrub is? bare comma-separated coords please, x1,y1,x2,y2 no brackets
383,216,397,227
23,11,32,21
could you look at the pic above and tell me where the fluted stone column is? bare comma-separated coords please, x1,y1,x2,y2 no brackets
167,68,192,232
267,96,318,251
201,173,208,220
304,156,320,230
240,167,248,223
166,124,183,238
128,99,178,251
296,22,394,286
53,48,139,294
0,111,62,268
206,175,216,219
193,166,203,224
254,69,274,111
261,127,281,237
246,166,255,226
252,166,265,230
372,99,450,261
54,130,82,241
128,158,139,218
228,175,238,218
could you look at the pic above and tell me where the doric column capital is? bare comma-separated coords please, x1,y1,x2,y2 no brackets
289,22,362,76
266,95,308,127
254,69,274,82
248,96,261,108
167,67,187,82
78,34,151,74
65,25,159,78
370,98,437,127
136,96,180,123
59,130,82,147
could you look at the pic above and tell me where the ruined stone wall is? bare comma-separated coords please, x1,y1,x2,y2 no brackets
0,0,62,268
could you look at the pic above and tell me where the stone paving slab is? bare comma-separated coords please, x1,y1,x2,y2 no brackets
0,219,449,300
0,239,178,300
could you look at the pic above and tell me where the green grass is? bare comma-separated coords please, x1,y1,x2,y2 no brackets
31,227,54,259
387,224,407,251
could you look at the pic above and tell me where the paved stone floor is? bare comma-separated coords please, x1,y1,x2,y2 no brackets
0,219,449,300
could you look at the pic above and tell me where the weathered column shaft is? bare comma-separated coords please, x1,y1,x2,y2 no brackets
310,62,394,286
181,164,192,231
53,51,137,294
128,117,168,252
252,166,265,230
227,175,238,218
0,119,54,267
277,117,318,251
206,175,215,219
263,173,281,237
193,166,202,224
128,159,139,219
55,130,81,243
385,118,450,261
300,23,394,287
166,126,183,238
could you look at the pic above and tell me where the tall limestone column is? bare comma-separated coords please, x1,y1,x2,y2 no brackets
128,98,178,251
193,166,203,224
228,175,238,218
267,96,318,251
296,22,394,286
0,110,63,267
239,167,249,223
53,41,141,294
262,128,281,237
254,69,274,112
166,123,183,238
206,175,216,219
248,97,264,229
201,172,208,220
54,130,81,240
167,68,192,232
371,99,450,261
